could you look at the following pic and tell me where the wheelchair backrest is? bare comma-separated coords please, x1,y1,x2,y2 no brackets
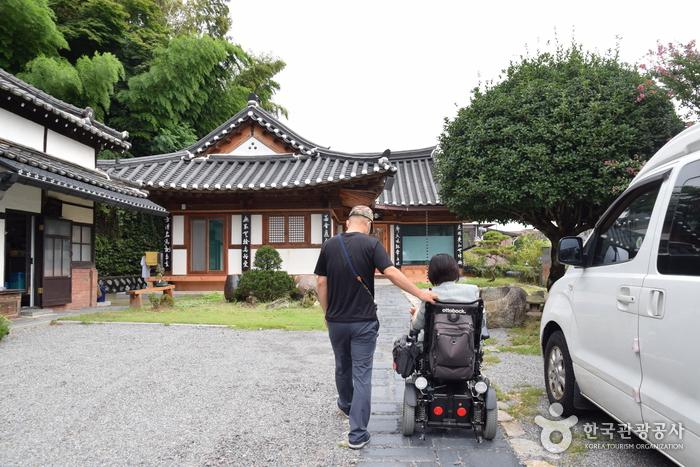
424,300,484,345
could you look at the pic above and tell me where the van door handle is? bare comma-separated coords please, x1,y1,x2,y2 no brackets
648,290,665,318
616,294,635,304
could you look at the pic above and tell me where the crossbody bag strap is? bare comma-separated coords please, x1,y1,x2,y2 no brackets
336,234,375,302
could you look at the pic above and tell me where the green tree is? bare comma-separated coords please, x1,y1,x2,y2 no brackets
162,0,231,38
75,52,125,119
18,56,83,103
117,34,286,155
437,44,683,286
0,0,68,73
645,40,700,121
49,0,169,75
19,52,124,120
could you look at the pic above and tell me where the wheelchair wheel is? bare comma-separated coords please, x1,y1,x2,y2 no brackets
483,406,497,440
401,385,415,436
401,401,415,436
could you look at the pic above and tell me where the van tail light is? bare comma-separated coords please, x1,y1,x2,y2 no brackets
432,406,444,416
456,407,468,417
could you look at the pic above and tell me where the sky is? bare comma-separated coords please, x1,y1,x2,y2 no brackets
228,0,699,153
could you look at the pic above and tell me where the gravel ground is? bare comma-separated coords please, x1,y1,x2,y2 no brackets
485,328,675,467
0,323,357,467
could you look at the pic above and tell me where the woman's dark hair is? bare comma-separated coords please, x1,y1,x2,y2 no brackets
427,253,460,286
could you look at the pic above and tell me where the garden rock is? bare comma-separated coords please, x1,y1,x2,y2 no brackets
265,298,290,309
294,274,317,294
482,286,528,328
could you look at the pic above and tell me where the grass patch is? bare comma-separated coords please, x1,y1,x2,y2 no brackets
496,317,541,356
502,385,545,420
60,292,326,331
567,429,589,456
482,351,502,365
417,277,546,295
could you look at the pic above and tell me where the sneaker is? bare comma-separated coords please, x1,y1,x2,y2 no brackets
336,399,350,418
348,434,371,450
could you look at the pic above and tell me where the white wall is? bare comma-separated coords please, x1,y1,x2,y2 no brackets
228,249,242,274
311,214,322,244
251,215,262,244
0,108,44,151
0,183,42,213
172,249,187,275
45,129,95,169
231,214,242,245
275,248,321,275
47,191,93,207
172,215,184,245
61,203,93,224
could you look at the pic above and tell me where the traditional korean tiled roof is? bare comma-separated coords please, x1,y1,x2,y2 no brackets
98,152,396,191
0,68,130,150
0,140,166,215
375,147,443,207
187,100,322,157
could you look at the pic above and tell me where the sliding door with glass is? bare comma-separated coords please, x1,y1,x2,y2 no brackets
189,217,225,273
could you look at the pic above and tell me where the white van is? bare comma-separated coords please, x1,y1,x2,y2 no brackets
540,123,700,465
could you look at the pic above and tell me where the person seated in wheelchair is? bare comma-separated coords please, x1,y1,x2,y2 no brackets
409,253,489,341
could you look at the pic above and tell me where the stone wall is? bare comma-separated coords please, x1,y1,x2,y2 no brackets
0,293,20,318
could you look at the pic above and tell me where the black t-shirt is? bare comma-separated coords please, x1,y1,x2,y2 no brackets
314,232,393,322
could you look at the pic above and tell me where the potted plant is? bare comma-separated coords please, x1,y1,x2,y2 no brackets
154,265,168,287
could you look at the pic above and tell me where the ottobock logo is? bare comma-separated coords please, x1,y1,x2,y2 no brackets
443,308,467,314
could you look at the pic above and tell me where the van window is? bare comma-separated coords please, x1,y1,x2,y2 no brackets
658,165,700,276
591,183,661,267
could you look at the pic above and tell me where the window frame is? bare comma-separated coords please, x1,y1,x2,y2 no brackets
70,222,94,267
188,215,227,274
262,213,311,247
585,179,664,268
657,159,700,276
399,223,457,266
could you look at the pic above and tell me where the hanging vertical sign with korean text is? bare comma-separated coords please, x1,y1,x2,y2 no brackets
393,224,402,268
454,223,463,267
241,213,251,271
322,212,332,242
163,215,171,270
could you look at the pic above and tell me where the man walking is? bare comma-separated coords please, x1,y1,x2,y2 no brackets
314,205,438,449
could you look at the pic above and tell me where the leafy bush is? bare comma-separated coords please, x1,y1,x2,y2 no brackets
160,294,174,308
0,315,10,341
254,245,283,271
149,294,161,310
234,269,295,302
463,231,550,283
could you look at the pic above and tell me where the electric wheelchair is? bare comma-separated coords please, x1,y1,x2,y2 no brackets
393,299,498,442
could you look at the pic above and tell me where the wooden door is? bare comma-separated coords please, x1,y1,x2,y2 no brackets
371,224,391,274
42,218,72,307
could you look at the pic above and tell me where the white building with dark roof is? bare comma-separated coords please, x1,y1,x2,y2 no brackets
98,95,464,289
0,69,165,316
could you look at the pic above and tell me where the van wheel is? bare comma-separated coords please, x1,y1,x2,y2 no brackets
544,331,576,416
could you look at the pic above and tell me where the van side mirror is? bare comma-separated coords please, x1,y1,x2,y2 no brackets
558,237,585,267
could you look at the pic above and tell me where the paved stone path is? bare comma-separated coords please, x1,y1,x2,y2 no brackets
360,285,521,466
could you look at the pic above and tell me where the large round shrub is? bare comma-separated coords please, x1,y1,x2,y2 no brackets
254,245,283,271
234,269,295,302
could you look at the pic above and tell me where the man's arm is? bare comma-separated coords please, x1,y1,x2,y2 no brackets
316,275,328,313
382,266,438,303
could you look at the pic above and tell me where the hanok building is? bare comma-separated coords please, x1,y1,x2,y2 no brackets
0,69,166,317
98,96,464,290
